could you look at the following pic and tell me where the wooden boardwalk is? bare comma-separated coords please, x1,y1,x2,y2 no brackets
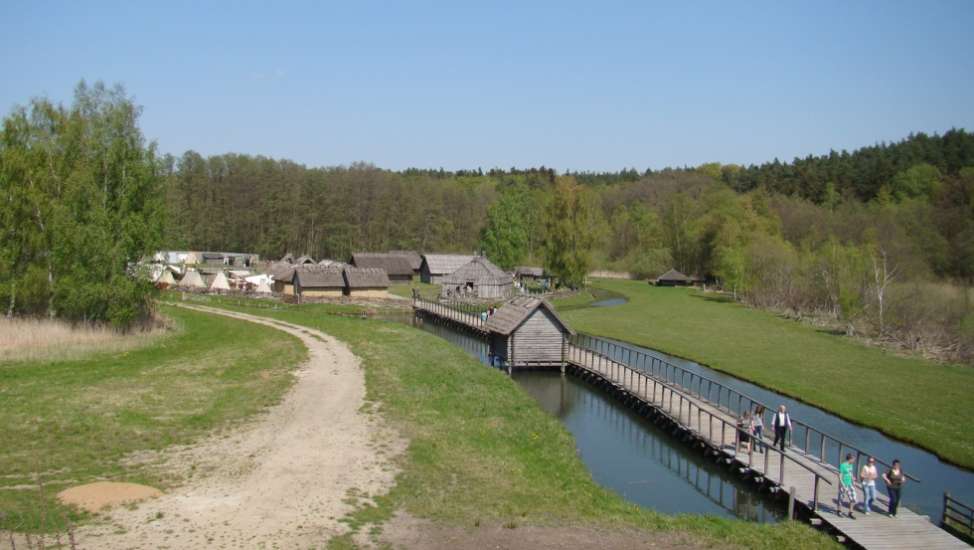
415,300,970,549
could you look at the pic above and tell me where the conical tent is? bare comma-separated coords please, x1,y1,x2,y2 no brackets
209,271,231,291
178,269,206,289
255,280,272,294
156,270,176,288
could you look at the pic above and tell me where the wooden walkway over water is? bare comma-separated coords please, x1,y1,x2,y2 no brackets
414,299,970,549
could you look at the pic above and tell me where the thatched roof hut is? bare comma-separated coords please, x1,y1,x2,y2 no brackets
294,255,316,265
281,253,295,264
350,253,414,282
420,254,477,284
655,268,691,286
440,257,513,299
293,265,345,297
388,250,423,273
343,267,391,298
515,266,544,279
486,297,574,368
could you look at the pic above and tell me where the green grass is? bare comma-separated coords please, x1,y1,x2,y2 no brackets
189,294,837,549
388,280,441,300
553,279,974,469
0,304,306,532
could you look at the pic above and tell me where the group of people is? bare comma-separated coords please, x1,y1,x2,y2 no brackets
736,404,907,520
838,453,907,519
478,306,496,322
736,404,793,454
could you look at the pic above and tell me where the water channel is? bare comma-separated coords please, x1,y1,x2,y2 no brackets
394,296,974,524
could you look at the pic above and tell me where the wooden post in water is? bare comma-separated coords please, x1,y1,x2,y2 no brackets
788,486,796,520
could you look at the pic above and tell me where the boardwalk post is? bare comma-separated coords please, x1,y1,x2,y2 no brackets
788,486,796,520
813,475,820,511
779,452,785,485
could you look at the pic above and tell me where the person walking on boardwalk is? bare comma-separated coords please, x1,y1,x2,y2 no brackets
737,411,752,454
860,456,878,515
752,405,765,454
772,405,792,451
883,459,906,517
838,453,858,518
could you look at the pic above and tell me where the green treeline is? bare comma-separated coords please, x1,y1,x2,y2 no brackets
0,83,163,327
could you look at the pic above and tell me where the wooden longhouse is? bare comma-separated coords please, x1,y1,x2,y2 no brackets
343,267,391,298
419,254,476,284
485,297,574,368
293,265,345,298
388,250,423,274
440,257,513,299
350,253,414,282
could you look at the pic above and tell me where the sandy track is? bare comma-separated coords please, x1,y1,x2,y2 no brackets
75,304,400,549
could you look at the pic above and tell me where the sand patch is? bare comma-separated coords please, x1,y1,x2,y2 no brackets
58,481,162,512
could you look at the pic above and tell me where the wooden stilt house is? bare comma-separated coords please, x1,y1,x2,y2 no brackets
485,297,574,368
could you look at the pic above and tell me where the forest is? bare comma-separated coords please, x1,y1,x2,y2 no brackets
2,84,973,362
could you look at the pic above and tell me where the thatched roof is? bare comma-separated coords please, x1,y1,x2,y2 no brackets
515,266,544,278
343,267,391,289
656,268,690,283
485,296,574,336
281,253,295,264
177,269,206,289
442,257,512,286
294,255,316,265
293,265,345,288
388,250,423,271
269,262,296,282
351,253,414,277
422,254,477,276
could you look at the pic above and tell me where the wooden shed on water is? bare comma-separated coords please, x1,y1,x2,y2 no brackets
350,253,414,282
343,267,391,298
485,296,574,368
420,254,476,284
293,265,345,298
440,257,513,299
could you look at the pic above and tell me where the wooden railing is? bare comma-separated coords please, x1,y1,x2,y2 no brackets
566,341,833,511
943,492,974,541
413,296,487,330
570,333,920,484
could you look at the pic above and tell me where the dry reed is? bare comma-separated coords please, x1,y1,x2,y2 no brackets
0,316,166,363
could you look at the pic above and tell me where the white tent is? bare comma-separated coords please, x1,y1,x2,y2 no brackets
156,270,176,287
255,280,273,294
245,273,274,286
177,269,206,289
209,271,231,291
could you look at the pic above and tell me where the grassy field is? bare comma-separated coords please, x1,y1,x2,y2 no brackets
553,279,974,469
191,295,837,549
388,279,441,300
0,304,306,532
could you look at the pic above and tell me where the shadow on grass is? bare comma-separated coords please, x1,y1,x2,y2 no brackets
688,291,736,304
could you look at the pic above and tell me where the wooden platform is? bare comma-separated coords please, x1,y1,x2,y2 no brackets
414,300,969,549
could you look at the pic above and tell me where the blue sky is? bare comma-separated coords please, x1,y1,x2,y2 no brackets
2,1,973,171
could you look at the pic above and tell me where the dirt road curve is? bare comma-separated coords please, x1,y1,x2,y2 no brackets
76,304,400,549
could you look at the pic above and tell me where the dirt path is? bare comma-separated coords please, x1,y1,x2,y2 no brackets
74,304,401,549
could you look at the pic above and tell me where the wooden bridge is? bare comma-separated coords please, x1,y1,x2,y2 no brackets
414,299,970,549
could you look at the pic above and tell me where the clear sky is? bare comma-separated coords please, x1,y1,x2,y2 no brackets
2,1,973,172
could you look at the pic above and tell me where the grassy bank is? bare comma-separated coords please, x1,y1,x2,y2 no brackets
553,279,974,469
0,304,306,532
388,280,441,300
191,295,836,549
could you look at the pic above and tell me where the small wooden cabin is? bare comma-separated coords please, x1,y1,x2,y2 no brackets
293,265,345,298
655,268,691,287
343,267,391,298
440,257,513,299
350,253,414,282
419,254,476,284
515,266,544,280
485,297,574,368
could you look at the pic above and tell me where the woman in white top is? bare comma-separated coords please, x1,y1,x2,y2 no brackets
859,457,878,515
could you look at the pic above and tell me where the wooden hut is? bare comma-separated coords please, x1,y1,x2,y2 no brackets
655,268,691,287
515,266,544,280
440,257,513,299
485,297,575,368
389,250,423,274
293,265,345,298
281,253,295,264
350,253,414,282
269,262,297,294
419,254,476,284
343,267,391,298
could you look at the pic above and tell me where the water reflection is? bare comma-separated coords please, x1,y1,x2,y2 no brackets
589,335,974,523
516,371,782,522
